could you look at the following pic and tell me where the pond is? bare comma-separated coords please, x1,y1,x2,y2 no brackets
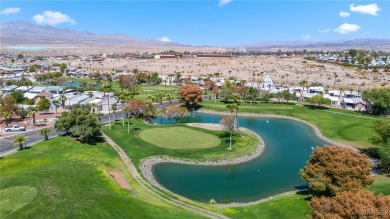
61,81,102,90
151,113,327,203
8,46,47,51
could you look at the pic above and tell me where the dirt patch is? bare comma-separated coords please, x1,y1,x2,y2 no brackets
187,123,224,131
107,170,132,189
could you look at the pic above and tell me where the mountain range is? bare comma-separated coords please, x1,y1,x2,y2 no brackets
1,21,390,51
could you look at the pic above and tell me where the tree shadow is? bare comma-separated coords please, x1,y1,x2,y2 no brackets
360,147,380,159
303,105,329,110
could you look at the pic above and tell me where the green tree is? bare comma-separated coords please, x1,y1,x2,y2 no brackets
1,111,11,127
370,120,390,172
14,135,26,150
55,105,100,143
9,90,24,104
281,90,293,104
300,146,374,196
363,88,390,114
220,89,233,103
36,98,51,113
308,94,329,106
0,95,18,119
39,128,51,140
245,87,259,104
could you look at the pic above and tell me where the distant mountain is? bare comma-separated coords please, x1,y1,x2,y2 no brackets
242,39,390,51
1,21,389,51
0,21,186,48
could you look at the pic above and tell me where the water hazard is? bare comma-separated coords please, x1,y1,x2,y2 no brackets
151,113,326,203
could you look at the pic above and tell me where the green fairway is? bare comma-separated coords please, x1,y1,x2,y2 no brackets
0,137,202,219
139,127,221,149
0,186,37,218
200,101,389,148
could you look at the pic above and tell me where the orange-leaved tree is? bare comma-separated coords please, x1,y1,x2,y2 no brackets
309,190,390,219
178,84,203,108
300,146,374,196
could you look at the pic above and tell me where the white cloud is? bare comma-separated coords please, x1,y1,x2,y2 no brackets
301,35,311,40
318,28,330,33
158,37,171,42
339,11,350,17
32,10,76,26
350,3,381,16
0,7,20,15
219,0,232,7
334,23,361,34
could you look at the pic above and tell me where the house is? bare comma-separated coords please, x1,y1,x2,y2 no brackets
324,94,341,107
23,92,38,100
29,86,46,93
67,94,89,106
98,96,119,114
308,86,324,94
16,86,32,93
262,75,274,90
44,86,63,94
34,92,53,104
1,85,18,94
342,97,365,110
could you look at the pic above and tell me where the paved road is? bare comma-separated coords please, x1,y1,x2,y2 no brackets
0,96,215,156
0,111,125,156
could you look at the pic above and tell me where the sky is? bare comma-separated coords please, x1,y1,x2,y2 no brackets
0,0,389,46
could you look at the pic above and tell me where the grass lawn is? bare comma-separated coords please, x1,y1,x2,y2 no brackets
200,101,389,148
139,127,221,149
0,136,202,219
368,174,390,195
223,174,390,219
222,192,312,219
102,119,258,169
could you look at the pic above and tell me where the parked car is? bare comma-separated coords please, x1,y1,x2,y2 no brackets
5,125,26,132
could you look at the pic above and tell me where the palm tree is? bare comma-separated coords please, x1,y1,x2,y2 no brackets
14,135,26,150
59,94,67,109
298,80,307,102
88,91,94,98
39,128,51,140
28,106,37,126
145,95,154,105
123,106,130,134
103,85,113,129
111,104,117,121
155,92,165,109
119,91,132,126
52,99,60,114
165,92,174,105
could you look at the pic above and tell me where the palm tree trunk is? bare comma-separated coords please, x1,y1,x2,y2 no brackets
19,143,23,150
229,131,232,150
45,134,48,140
108,96,111,129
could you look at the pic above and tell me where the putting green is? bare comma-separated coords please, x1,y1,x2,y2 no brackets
139,127,221,149
0,186,37,218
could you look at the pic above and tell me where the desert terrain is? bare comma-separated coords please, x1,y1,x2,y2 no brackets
45,56,390,89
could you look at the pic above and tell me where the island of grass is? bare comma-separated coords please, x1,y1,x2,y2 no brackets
139,127,221,149
102,119,259,168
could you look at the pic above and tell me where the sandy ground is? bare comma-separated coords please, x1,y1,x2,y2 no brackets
24,56,389,89
107,170,132,189
187,123,224,131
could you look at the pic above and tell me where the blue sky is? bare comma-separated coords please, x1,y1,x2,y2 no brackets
1,1,389,46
